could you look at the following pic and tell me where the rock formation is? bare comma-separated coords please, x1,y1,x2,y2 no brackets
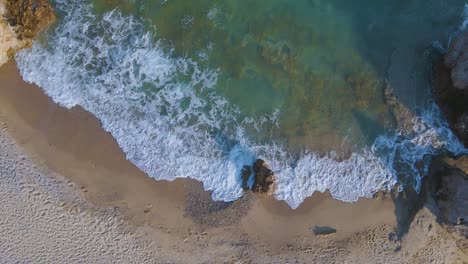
445,31,468,91
430,156,468,252
251,159,276,195
241,159,276,195
432,32,468,147
0,0,54,66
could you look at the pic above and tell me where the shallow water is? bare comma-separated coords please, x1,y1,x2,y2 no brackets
15,0,468,207
89,0,464,152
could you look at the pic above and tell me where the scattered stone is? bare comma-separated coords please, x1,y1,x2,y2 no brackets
310,226,337,237
143,204,152,214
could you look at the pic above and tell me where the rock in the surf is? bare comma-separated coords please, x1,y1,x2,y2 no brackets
252,159,276,195
384,83,417,134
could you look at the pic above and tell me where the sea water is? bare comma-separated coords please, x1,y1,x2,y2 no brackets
15,0,467,208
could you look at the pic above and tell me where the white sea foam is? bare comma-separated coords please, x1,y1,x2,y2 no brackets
15,0,467,208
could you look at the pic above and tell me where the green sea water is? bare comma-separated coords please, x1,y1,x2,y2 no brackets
87,0,464,155
15,0,468,206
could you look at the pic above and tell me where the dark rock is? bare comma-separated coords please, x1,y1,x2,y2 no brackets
445,31,468,90
310,226,337,237
433,156,468,225
251,159,276,195
432,56,468,146
430,156,468,252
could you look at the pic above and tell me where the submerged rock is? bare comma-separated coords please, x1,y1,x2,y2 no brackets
433,55,468,146
384,83,417,134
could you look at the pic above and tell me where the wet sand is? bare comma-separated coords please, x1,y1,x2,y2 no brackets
1,60,466,263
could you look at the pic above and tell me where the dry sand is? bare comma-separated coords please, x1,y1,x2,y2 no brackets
0,60,467,263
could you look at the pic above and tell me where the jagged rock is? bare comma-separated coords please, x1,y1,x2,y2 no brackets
251,159,276,195
445,31,468,90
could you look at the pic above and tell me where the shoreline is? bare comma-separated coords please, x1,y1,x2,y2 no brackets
0,60,394,235
0,60,396,233
1,60,467,262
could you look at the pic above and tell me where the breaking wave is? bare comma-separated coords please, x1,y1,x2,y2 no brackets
15,0,467,208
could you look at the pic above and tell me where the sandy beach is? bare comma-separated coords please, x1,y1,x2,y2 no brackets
0,60,467,263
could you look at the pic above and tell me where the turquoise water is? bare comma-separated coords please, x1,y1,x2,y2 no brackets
15,0,467,207
89,0,464,153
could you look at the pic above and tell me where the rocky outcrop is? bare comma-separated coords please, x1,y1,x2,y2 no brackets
433,53,468,146
430,37,468,248
241,159,276,195
430,156,468,252
0,0,54,66
445,31,468,91
4,0,55,41
252,159,276,195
